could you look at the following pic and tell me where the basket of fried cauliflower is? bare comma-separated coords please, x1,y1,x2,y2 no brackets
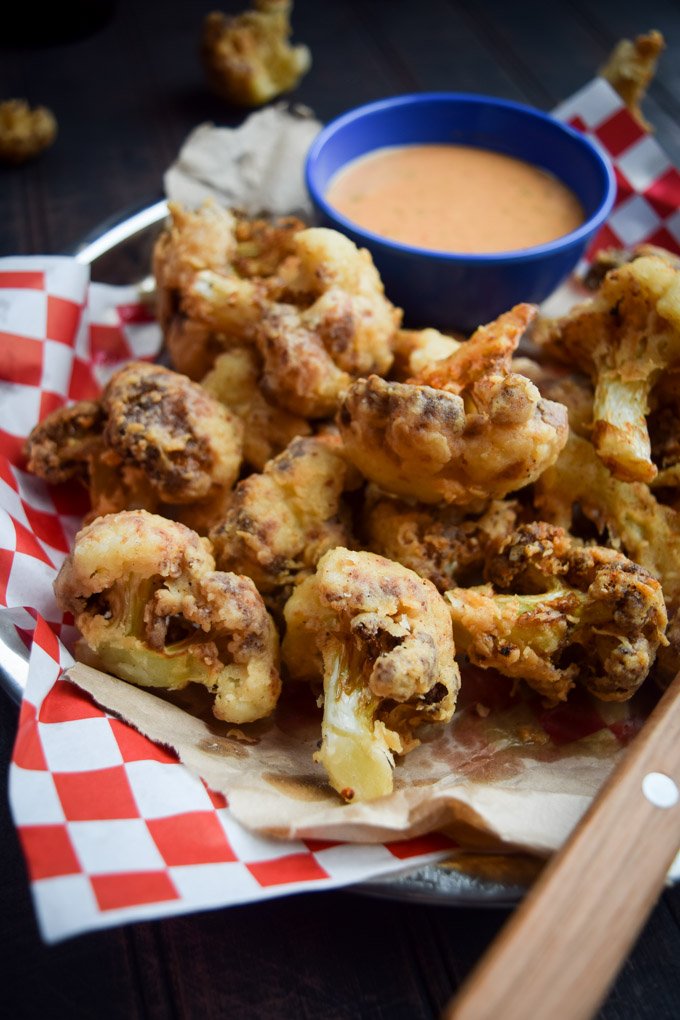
25,200,680,811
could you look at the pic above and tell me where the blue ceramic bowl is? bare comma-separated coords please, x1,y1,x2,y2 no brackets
305,93,616,331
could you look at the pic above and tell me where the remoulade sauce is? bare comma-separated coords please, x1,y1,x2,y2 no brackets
325,143,584,254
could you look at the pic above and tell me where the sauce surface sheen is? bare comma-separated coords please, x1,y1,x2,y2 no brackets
325,144,584,254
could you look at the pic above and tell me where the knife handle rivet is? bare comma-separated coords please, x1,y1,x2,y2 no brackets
642,772,679,809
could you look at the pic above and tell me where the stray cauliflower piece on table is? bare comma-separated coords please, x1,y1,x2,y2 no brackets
210,435,360,612
534,256,680,484
200,2,311,108
201,346,311,470
25,362,243,528
600,30,665,131
446,522,667,704
363,491,518,592
0,98,57,163
338,304,568,504
153,200,304,379
54,511,281,723
282,548,460,801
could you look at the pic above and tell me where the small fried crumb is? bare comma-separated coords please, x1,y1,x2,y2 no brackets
0,99,57,164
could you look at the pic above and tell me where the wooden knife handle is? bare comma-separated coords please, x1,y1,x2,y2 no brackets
444,672,680,1020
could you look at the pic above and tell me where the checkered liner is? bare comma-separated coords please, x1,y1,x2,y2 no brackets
3,79,679,942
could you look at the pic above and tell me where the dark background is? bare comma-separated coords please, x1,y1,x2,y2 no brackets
2,1,680,1016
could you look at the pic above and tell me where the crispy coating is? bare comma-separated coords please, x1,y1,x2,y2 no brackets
582,244,680,292
25,363,243,527
363,492,518,591
648,368,680,489
600,30,665,131
447,522,667,703
534,256,680,484
0,98,57,164
200,2,311,108
153,201,304,378
283,547,460,800
390,327,462,381
254,227,400,417
338,305,568,504
210,435,358,610
54,510,281,723
201,346,311,469
24,401,105,483
513,356,594,438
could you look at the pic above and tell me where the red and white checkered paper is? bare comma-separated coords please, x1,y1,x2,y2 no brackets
3,79,680,942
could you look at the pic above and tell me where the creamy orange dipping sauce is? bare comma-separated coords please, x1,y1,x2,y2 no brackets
325,144,584,254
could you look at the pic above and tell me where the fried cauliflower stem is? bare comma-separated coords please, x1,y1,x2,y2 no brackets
446,522,667,703
201,346,311,469
338,304,568,504
25,363,243,526
210,435,359,611
54,511,281,723
282,548,460,801
153,201,304,379
0,98,57,164
600,30,665,131
200,2,311,108
534,256,680,484
364,492,518,592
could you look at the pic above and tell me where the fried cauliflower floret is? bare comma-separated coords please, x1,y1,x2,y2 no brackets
25,363,243,527
534,256,680,484
200,2,311,108
600,30,665,131
252,228,401,418
201,346,311,469
54,511,281,723
0,98,57,164
210,435,359,611
363,492,518,591
282,548,460,801
513,356,594,438
446,522,667,703
338,305,568,504
534,431,680,682
153,201,304,378
390,327,463,381
582,244,680,291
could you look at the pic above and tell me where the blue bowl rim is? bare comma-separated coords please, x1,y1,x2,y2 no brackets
305,91,617,264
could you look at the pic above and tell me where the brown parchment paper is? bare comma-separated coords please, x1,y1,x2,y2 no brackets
66,660,648,854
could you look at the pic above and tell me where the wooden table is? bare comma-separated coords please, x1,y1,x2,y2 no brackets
2,2,680,1016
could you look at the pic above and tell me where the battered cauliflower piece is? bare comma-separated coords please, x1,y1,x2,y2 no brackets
282,548,460,801
25,363,243,527
200,2,311,108
534,256,680,484
513,357,594,438
364,492,518,591
210,435,359,611
338,305,568,504
201,346,311,469
253,227,401,417
582,244,680,292
600,30,665,131
446,522,667,703
0,98,57,163
54,511,281,723
534,431,680,681
153,201,304,379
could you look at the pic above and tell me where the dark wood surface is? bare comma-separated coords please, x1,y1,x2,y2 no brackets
2,2,680,1017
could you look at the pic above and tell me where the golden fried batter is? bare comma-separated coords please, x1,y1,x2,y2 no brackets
24,401,105,484
534,256,680,484
338,305,568,504
389,327,462,381
55,510,281,723
364,492,518,591
447,522,667,703
200,2,311,108
210,435,359,610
